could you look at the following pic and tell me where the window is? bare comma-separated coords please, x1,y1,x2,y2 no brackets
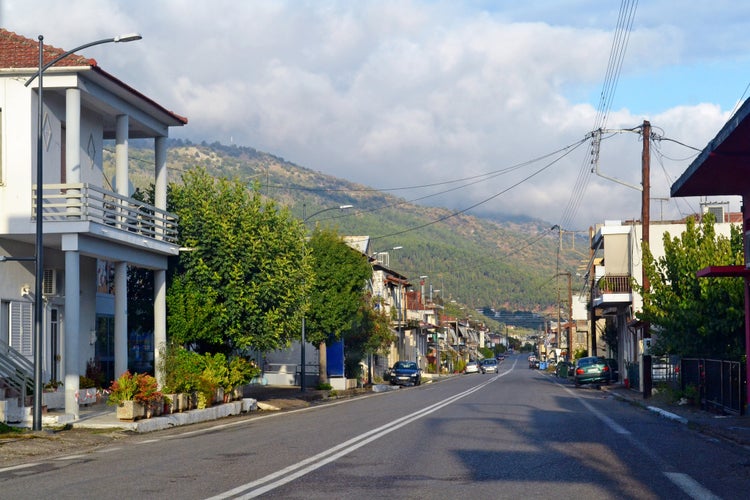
9,301,33,357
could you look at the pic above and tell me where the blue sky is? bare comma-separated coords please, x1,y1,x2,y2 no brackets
3,1,748,230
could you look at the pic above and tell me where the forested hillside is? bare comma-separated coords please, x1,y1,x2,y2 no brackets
105,139,586,317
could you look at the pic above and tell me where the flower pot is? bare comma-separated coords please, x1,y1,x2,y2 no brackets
116,400,145,421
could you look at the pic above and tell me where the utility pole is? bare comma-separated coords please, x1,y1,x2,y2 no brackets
642,120,653,399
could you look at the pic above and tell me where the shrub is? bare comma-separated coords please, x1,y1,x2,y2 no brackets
107,371,139,406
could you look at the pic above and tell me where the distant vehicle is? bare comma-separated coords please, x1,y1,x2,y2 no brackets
480,358,499,374
574,356,611,387
528,355,539,369
465,361,480,374
496,354,505,362
389,361,422,386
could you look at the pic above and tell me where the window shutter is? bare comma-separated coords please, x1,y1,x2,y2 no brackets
9,301,33,357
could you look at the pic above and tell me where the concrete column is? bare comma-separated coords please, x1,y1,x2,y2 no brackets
114,261,128,378
154,269,166,388
64,250,80,419
115,115,129,196
65,88,81,217
155,136,168,239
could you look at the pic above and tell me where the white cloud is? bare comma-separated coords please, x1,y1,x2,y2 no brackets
3,0,746,229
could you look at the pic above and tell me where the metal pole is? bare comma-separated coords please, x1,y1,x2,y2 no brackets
32,35,44,431
26,33,141,430
301,203,306,392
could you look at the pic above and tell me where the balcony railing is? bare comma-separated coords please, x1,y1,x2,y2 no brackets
33,183,178,245
592,274,632,301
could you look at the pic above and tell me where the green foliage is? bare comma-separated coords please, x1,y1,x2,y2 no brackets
107,371,140,406
227,356,260,391
159,344,206,394
637,215,745,359
305,227,373,348
316,382,333,391
167,167,312,353
478,347,494,358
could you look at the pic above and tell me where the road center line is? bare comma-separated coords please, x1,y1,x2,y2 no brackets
209,367,512,499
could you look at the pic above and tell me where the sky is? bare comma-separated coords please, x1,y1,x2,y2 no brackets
4,0,750,231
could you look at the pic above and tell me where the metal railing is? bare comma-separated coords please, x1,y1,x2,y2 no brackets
0,339,34,402
682,358,745,415
33,183,179,244
592,274,632,299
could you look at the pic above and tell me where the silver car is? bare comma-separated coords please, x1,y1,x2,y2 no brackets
480,358,499,374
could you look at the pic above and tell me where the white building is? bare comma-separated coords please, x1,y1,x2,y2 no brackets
0,29,186,421
589,204,739,390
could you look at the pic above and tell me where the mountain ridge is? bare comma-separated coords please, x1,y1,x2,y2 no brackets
105,138,587,318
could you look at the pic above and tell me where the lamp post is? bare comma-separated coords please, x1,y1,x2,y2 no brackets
300,203,353,392
24,33,141,431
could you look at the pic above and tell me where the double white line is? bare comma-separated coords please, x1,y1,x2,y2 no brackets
209,373,505,499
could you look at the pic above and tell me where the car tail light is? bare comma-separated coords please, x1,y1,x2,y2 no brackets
576,368,584,375
603,365,610,372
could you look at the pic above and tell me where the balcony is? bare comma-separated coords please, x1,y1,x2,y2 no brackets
592,274,632,307
33,183,178,246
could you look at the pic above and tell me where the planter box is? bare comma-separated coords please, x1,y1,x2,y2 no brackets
42,390,65,410
78,388,98,406
116,400,145,421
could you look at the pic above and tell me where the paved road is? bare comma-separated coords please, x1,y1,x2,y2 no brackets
1,355,749,498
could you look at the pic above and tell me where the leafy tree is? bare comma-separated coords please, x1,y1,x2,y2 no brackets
343,294,396,381
637,215,745,359
167,168,312,354
305,227,373,384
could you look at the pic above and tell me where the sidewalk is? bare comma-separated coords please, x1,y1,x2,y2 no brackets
601,383,750,447
43,384,371,433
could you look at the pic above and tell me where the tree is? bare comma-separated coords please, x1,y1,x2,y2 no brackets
304,227,373,384
343,294,396,381
167,168,312,354
637,215,745,359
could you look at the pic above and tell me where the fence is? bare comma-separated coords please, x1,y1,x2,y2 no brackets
680,358,745,416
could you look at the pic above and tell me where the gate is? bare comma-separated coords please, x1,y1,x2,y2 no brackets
681,358,745,415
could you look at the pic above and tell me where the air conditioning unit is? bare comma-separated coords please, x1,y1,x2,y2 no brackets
43,269,58,296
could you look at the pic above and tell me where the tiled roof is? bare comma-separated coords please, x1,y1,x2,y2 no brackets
0,29,96,69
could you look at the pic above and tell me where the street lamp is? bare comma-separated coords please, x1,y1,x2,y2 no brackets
24,33,141,430
300,203,353,392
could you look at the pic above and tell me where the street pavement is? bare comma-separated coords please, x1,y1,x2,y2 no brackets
63,378,750,446
601,383,750,448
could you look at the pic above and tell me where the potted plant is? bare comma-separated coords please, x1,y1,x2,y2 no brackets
107,371,144,420
135,372,163,418
159,344,205,411
198,353,228,408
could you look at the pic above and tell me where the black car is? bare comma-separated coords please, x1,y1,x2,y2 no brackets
389,361,422,386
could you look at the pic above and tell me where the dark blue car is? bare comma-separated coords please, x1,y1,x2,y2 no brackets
389,361,422,386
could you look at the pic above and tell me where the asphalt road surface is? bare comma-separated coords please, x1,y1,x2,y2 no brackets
2,355,749,499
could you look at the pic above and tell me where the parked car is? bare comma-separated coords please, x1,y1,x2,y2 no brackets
574,356,611,387
480,358,499,374
465,361,480,374
605,358,619,382
389,361,422,386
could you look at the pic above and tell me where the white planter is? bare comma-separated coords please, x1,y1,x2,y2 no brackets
78,388,98,406
42,390,65,410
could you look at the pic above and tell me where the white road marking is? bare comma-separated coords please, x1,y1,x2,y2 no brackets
208,367,514,499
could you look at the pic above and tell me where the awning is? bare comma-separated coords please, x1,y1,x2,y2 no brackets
672,97,750,197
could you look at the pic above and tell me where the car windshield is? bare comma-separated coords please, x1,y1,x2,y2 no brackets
483,359,497,364
394,362,417,370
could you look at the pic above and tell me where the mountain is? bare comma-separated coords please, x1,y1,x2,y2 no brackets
105,139,587,319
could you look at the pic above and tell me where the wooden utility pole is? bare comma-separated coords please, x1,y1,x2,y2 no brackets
642,120,652,399
641,120,651,298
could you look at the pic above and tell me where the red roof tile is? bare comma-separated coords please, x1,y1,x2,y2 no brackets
0,28,97,69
